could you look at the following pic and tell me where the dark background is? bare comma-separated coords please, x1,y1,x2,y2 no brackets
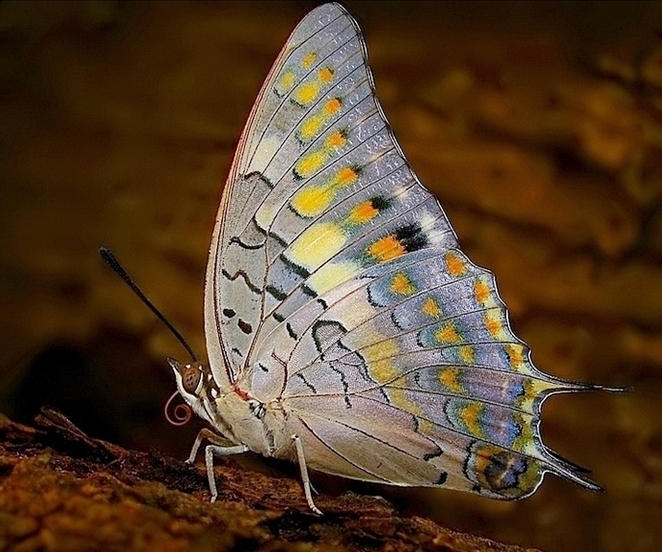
1,2,660,551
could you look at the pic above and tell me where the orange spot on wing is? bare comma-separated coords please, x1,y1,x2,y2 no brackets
391,273,415,295
368,235,406,262
348,200,379,225
459,345,475,364
325,131,347,149
505,344,524,369
484,311,503,338
318,66,334,84
439,367,463,393
459,402,484,436
445,251,467,277
435,322,461,344
333,166,358,187
474,278,491,305
422,297,441,318
324,97,342,115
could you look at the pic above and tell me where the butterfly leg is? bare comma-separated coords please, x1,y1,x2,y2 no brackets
204,443,249,502
186,428,229,463
293,434,323,515
186,428,248,502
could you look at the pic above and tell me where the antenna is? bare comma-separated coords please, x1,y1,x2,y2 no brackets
99,247,198,363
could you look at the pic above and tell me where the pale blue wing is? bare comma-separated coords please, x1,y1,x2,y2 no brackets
275,248,595,496
206,2,455,387
207,2,598,498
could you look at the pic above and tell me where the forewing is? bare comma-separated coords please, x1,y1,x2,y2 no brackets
205,2,456,388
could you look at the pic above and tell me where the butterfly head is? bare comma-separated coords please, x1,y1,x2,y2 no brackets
167,357,211,419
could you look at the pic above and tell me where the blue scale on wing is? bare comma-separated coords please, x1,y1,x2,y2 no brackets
235,9,354,179
247,30,368,231
386,359,550,409
262,163,427,316
254,175,445,350
388,387,539,454
254,104,394,251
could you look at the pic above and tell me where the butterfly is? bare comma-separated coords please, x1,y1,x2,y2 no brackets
168,2,609,514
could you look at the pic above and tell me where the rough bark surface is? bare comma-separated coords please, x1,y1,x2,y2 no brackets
0,409,535,552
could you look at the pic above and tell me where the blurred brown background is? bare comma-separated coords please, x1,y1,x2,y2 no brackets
0,2,660,551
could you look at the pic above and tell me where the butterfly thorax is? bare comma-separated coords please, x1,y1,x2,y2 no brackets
170,357,288,457
213,389,288,457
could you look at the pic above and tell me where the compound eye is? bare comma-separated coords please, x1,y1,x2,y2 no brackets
181,365,201,394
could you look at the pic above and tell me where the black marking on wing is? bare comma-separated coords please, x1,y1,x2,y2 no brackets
370,195,392,211
365,280,378,307
292,166,305,181
329,363,351,408
229,235,264,250
302,284,317,297
303,319,391,399
223,308,236,318
266,284,287,301
436,471,448,485
244,170,274,189
258,362,269,373
222,269,262,295
273,312,285,322
317,298,328,309
423,445,444,462
280,253,311,278
231,347,243,358
390,309,407,330
270,231,289,248
238,319,253,335
311,320,347,353
296,373,317,394
286,322,298,340
395,223,428,252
